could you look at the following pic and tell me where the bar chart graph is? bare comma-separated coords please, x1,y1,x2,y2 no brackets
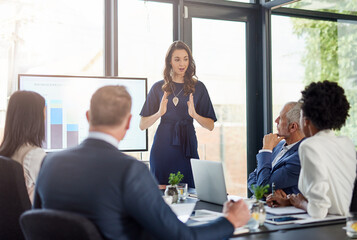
42,100,81,150
19,75,147,151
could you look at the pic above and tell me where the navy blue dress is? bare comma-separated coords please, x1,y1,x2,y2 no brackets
140,80,217,188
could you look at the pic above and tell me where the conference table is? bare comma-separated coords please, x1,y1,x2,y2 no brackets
159,185,349,239
193,200,348,240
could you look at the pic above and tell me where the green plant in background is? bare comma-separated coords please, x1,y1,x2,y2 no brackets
251,184,269,201
289,3,357,150
168,171,184,186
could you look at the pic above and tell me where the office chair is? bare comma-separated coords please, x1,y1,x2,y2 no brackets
20,209,104,240
0,156,31,240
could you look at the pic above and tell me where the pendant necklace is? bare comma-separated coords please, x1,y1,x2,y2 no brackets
170,83,184,107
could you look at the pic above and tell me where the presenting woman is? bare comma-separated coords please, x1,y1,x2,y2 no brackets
140,41,216,188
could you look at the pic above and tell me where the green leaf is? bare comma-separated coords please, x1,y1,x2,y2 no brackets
251,184,270,201
168,171,184,186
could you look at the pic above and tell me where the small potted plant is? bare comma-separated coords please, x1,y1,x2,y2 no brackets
250,184,269,227
164,171,184,204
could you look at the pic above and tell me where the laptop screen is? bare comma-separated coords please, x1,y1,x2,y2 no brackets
190,159,228,205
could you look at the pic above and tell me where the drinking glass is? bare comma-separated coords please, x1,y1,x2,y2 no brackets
177,183,188,201
249,201,265,230
347,213,357,238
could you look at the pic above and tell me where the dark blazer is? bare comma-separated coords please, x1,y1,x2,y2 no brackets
34,138,234,240
248,139,304,195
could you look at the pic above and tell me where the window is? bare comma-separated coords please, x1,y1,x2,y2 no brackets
272,15,357,148
226,0,254,3
284,0,357,16
0,0,104,139
192,18,247,196
117,0,173,159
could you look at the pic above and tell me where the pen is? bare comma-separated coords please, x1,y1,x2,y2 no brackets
272,182,275,197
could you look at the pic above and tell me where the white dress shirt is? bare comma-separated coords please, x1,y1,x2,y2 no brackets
87,131,119,148
259,141,299,167
298,130,356,218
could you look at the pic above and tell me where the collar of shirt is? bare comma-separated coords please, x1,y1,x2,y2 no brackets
271,140,301,167
87,131,119,148
282,140,299,151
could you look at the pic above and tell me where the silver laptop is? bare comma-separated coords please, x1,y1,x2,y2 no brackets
191,158,228,205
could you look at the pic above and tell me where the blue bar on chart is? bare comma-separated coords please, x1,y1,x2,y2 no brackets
67,124,79,148
50,100,63,149
43,104,48,149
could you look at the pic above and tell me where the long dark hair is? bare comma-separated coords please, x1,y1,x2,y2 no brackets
0,91,45,157
162,40,197,95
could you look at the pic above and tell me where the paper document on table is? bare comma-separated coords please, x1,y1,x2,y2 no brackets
265,206,307,215
227,195,243,201
189,209,250,235
169,203,196,223
190,209,224,222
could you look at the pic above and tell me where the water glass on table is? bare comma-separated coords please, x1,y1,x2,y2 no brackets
177,183,188,201
347,212,357,238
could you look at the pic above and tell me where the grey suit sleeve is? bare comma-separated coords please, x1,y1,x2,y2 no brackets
122,162,234,240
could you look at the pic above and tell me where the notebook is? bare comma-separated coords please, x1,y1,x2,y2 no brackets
190,159,228,205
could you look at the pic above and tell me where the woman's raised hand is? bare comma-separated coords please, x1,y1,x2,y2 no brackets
158,92,168,116
187,93,197,119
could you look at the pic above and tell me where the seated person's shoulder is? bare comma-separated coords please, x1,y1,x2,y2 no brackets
300,135,323,150
26,147,46,159
117,152,148,168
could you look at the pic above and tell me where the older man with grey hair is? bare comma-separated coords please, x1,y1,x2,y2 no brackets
248,102,305,195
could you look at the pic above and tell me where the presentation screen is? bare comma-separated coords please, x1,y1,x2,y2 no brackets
18,74,147,152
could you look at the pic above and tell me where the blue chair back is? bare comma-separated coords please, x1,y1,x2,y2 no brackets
20,209,104,240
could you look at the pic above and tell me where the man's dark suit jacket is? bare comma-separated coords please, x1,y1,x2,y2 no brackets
33,138,234,240
247,140,304,195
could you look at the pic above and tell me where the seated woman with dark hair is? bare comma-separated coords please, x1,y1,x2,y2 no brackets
267,80,356,218
0,91,46,203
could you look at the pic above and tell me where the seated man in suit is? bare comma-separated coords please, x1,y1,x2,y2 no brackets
33,85,250,240
248,102,305,195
